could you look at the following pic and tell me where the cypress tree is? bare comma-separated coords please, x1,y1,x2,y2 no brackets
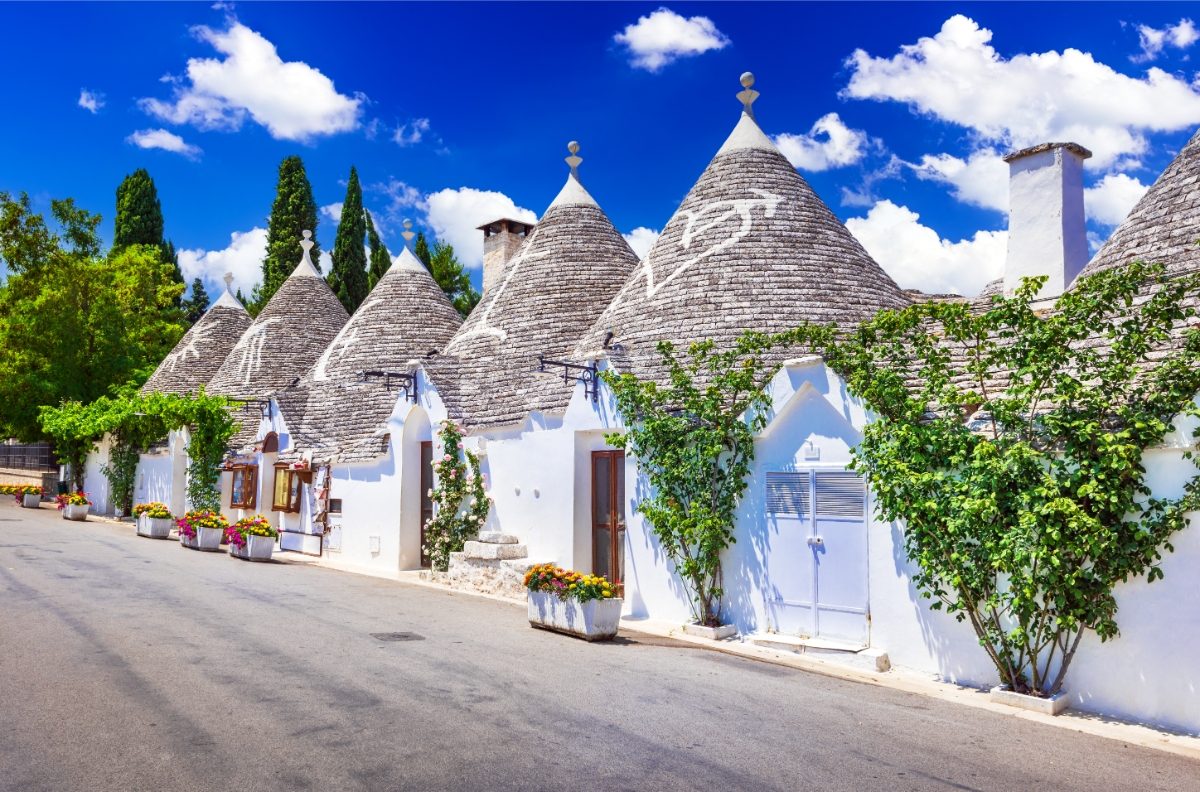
365,209,391,291
257,155,321,309
413,231,432,269
328,166,368,312
114,168,184,303
182,277,209,323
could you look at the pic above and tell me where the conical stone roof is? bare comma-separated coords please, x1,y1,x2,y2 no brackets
1076,128,1200,283
428,158,639,429
278,247,464,463
140,275,252,396
208,233,349,401
575,91,909,381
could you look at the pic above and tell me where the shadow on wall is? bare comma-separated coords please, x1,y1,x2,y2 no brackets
624,466,693,621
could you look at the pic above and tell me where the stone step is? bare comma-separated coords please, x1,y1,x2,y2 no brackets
476,531,520,545
462,540,528,561
747,633,890,672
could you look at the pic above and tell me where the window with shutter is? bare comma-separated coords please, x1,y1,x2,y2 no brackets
814,470,865,519
766,472,811,516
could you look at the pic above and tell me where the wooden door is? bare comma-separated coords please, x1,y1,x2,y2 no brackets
420,441,433,568
591,450,626,587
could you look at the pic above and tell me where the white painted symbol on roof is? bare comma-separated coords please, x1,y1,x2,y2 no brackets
639,189,782,298
228,317,281,385
447,228,553,350
163,323,217,372
311,294,381,382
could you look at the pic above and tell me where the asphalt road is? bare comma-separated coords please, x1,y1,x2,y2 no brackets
1,503,1196,792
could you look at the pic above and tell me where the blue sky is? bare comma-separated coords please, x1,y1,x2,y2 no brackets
2,2,1199,297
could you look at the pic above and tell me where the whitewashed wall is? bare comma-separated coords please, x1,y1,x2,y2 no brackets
82,437,113,515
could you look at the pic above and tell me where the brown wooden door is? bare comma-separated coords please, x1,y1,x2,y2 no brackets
420,441,434,568
592,450,625,587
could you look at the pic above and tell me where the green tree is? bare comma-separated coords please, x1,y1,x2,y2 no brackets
182,277,210,323
799,263,1200,697
257,155,320,309
602,332,789,625
114,169,183,303
327,166,368,312
0,193,185,441
413,231,432,268
365,209,391,291
428,241,481,316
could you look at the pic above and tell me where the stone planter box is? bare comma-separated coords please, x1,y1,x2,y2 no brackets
230,533,276,562
528,591,622,641
180,525,223,552
62,503,89,521
990,685,1070,716
681,622,738,641
21,493,40,509
137,516,174,539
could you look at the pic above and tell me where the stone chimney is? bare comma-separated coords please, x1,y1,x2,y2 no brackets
1003,142,1091,300
478,218,535,295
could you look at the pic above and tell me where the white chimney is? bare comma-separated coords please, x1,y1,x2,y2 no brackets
1003,142,1091,300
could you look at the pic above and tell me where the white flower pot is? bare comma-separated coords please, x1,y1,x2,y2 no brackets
137,516,174,539
527,591,622,641
181,525,223,551
681,622,738,641
230,533,275,562
989,685,1070,716
62,503,89,521
21,493,40,508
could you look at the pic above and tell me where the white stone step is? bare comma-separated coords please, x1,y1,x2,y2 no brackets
462,540,528,561
476,531,520,545
747,633,889,672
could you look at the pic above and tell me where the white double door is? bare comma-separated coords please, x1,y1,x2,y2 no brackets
764,468,869,646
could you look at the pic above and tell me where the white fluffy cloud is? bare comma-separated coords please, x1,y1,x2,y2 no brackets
622,227,660,259
126,128,202,159
846,200,1007,296
78,89,104,113
1133,18,1199,62
614,8,729,72
909,148,1009,212
843,14,1200,168
1084,172,1149,227
177,227,267,296
423,188,537,269
321,202,343,224
773,113,871,172
393,118,431,147
140,20,361,141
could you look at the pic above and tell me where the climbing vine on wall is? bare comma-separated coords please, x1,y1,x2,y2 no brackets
603,331,796,627
38,389,239,512
786,263,1200,698
423,420,490,572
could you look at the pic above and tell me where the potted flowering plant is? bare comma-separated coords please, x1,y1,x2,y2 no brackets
56,492,92,521
133,502,174,539
10,484,43,509
227,515,278,562
177,510,228,551
525,563,622,641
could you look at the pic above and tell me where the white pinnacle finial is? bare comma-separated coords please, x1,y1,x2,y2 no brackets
223,272,234,291
566,141,582,178
290,228,319,277
401,218,415,250
737,72,759,119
